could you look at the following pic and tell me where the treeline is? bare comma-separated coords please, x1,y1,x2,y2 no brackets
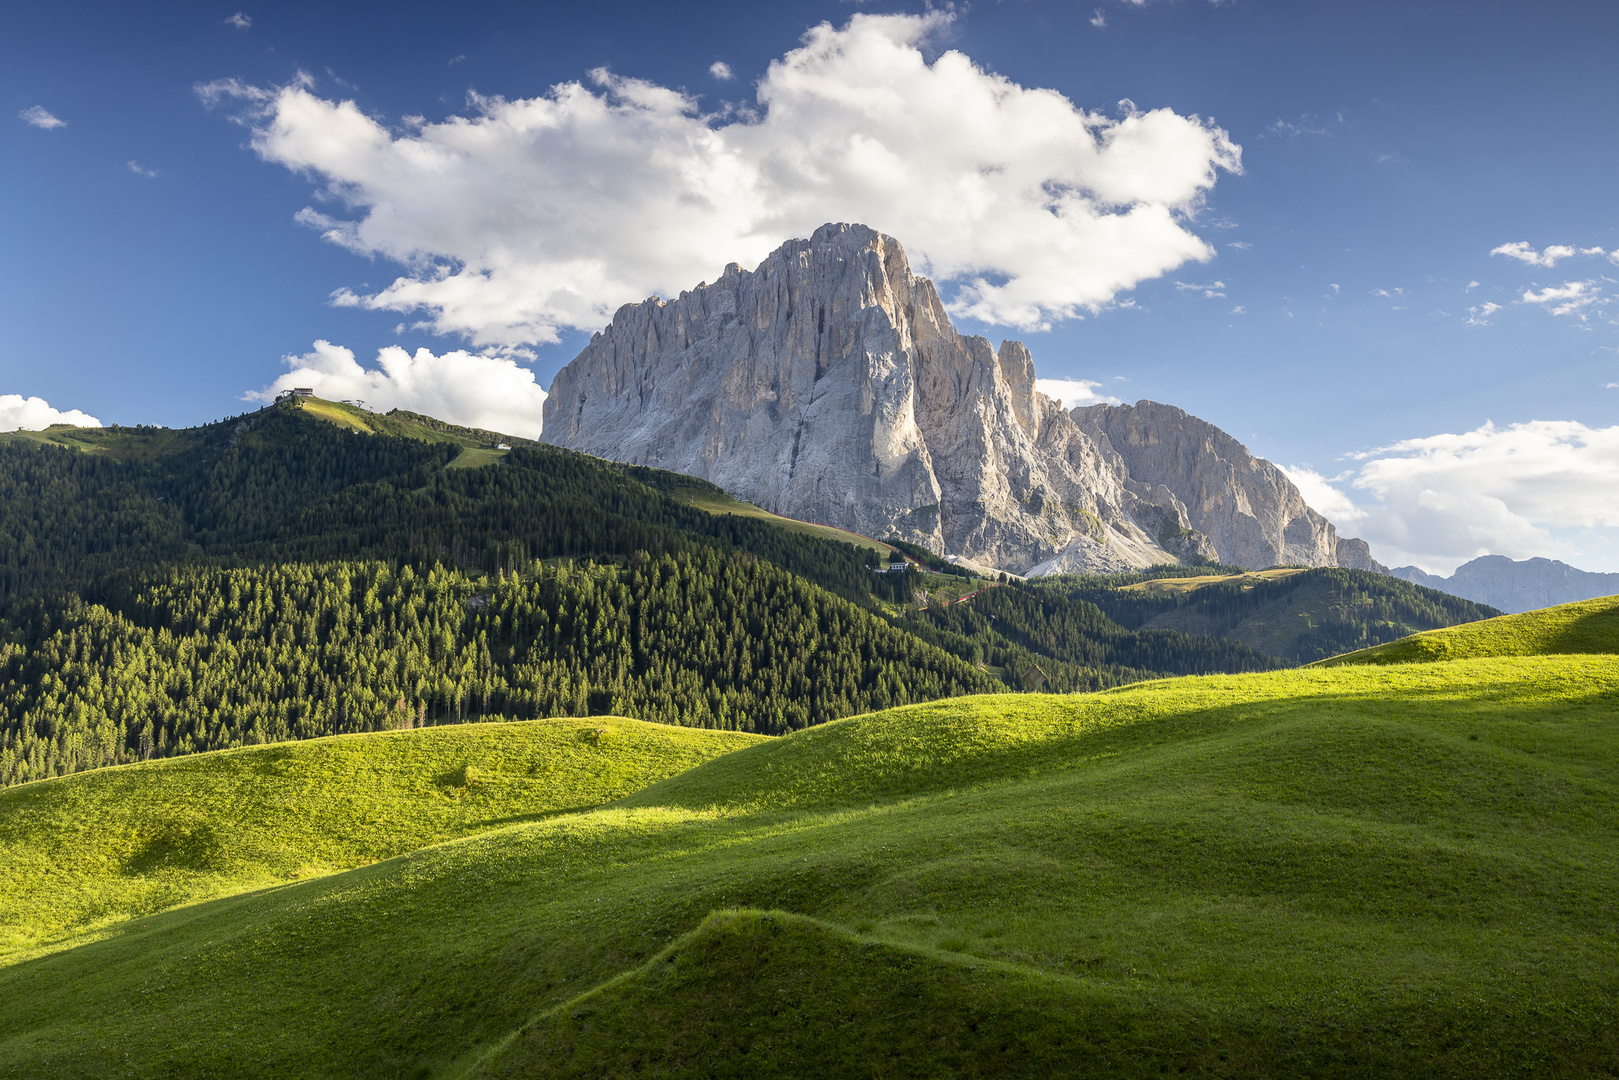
899,583,1277,693
0,552,992,787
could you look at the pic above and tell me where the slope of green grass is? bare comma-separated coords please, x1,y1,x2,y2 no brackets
0,717,762,958
669,485,893,555
1319,593,1619,666
3,658,1616,1077
447,446,512,468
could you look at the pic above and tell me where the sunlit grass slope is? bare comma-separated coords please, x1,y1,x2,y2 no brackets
3,658,1616,1077
1318,593,1619,666
0,717,761,957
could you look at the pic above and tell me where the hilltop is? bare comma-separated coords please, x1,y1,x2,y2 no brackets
0,717,758,956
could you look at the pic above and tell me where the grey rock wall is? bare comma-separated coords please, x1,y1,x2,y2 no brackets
542,223,1379,577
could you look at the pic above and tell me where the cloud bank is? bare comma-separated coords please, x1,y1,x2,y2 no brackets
1285,419,1619,573
249,341,547,438
1035,378,1121,409
201,12,1239,350
0,395,102,431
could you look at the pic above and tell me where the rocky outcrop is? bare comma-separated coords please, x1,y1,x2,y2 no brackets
1391,555,1619,614
543,223,1185,572
541,223,1378,576
1071,401,1383,572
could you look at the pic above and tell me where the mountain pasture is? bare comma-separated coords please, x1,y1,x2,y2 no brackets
1,649,1615,1077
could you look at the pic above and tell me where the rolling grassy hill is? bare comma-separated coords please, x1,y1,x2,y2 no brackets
3,642,1616,1077
0,717,760,958
1318,593,1619,666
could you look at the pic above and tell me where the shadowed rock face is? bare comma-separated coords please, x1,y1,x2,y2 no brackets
1071,401,1385,573
541,223,1377,575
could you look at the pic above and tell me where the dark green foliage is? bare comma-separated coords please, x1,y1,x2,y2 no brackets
0,552,992,786
0,404,918,608
1051,568,1502,663
899,583,1278,691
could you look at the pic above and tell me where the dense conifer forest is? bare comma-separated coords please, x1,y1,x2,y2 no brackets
0,398,1498,785
0,553,993,786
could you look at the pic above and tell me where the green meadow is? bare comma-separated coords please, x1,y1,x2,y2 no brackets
0,718,760,957
1,599,1616,1077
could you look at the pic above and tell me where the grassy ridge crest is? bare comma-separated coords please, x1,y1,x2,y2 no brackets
1316,593,1619,666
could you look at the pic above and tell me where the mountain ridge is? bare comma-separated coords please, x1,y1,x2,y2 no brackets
1391,554,1619,614
540,222,1379,576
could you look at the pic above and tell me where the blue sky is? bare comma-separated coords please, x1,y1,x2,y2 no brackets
3,0,1616,572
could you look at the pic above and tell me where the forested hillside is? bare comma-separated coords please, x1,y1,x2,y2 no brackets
0,553,991,786
0,402,912,608
0,398,1490,787
898,582,1277,691
1045,566,1501,663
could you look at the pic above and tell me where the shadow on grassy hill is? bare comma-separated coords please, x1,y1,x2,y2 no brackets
3,661,1618,1077
471,907,1609,1080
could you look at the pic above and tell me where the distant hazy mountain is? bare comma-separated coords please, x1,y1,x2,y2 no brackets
1390,555,1619,614
542,222,1378,576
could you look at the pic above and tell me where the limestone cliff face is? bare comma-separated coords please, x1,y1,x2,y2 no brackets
541,223,1378,575
1070,401,1384,572
542,224,1178,572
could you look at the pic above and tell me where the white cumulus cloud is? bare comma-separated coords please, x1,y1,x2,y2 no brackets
708,61,733,80
1286,420,1619,574
199,12,1240,350
0,395,102,431
1522,280,1602,318
1491,241,1576,267
224,12,251,29
19,106,65,130
1035,378,1121,409
247,341,548,438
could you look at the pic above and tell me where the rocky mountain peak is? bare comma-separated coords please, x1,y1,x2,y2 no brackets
541,223,1378,576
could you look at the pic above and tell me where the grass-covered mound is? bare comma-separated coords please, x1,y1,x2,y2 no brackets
3,658,1616,1077
0,717,761,957
1318,593,1619,666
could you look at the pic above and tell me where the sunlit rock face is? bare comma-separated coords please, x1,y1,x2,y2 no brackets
543,223,1372,575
